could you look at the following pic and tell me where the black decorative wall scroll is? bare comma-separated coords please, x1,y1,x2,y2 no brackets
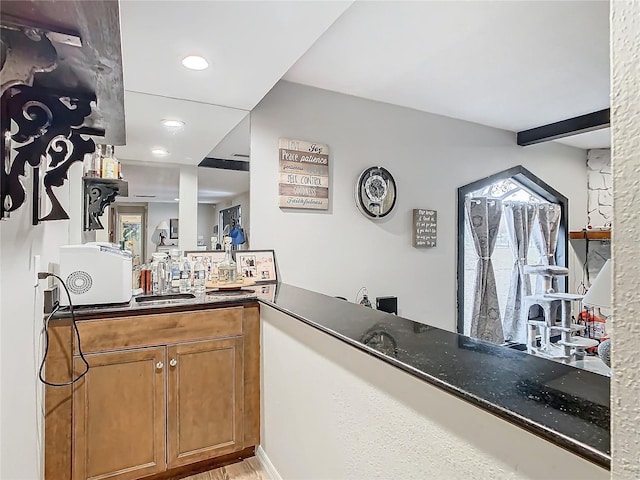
83,178,128,231
1,85,96,224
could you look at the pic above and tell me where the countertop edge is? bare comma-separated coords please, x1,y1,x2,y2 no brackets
50,284,610,469
257,293,611,470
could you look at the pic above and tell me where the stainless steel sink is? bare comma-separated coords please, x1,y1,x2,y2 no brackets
134,293,196,303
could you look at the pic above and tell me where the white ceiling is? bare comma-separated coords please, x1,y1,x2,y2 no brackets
117,0,610,203
116,91,248,165
119,1,353,109
117,161,249,204
284,0,610,148
207,115,250,159
117,0,353,202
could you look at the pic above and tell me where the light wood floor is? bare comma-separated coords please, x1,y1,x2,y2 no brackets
183,456,269,480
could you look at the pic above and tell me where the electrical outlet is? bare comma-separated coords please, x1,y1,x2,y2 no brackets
33,255,41,287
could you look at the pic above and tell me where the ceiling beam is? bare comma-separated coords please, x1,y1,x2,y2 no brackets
198,157,250,171
517,108,610,146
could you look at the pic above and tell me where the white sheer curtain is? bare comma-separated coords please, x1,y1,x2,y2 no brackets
502,202,536,343
465,197,503,344
532,203,562,293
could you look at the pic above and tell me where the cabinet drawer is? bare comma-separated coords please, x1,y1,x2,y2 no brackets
74,307,243,354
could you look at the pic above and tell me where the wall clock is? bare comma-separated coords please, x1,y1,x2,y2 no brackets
355,166,397,219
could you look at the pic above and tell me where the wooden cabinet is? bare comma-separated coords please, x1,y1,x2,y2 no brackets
45,304,260,480
167,338,244,468
72,348,167,480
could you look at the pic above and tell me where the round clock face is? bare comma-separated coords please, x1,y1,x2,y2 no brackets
355,167,397,218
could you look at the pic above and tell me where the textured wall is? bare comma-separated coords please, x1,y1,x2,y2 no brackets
0,166,80,479
587,149,613,229
611,1,640,478
260,305,608,480
585,149,612,281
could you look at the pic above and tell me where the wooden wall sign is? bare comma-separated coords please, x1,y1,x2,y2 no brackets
278,138,329,210
413,209,437,247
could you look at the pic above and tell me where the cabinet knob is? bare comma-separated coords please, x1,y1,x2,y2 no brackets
169,358,177,367
156,361,164,370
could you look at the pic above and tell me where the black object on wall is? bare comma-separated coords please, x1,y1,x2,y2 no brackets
517,109,610,146
199,157,250,171
376,296,398,315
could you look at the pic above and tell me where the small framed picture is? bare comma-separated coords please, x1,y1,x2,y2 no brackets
184,250,227,278
233,250,278,284
169,218,179,239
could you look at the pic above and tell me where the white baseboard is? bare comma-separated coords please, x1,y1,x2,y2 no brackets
256,445,283,480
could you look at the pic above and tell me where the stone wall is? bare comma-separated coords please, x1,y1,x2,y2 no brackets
585,148,611,281
587,148,612,229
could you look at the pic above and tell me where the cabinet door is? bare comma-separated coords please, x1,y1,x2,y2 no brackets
73,347,166,480
167,337,244,468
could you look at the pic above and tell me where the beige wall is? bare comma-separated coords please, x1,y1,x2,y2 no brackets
611,1,640,478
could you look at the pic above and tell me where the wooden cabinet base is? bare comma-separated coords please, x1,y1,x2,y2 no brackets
141,446,255,480
45,305,260,480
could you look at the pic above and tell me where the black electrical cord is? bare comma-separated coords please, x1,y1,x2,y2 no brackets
38,273,90,387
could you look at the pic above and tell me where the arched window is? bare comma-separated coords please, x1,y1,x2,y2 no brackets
457,166,568,346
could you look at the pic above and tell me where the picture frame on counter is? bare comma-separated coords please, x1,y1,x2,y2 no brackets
184,250,226,274
234,250,278,284
169,218,179,239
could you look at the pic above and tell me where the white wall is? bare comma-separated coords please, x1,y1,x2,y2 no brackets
120,202,217,259
178,165,198,251
250,81,587,329
197,203,216,248
0,166,81,480
611,1,640,478
260,305,608,480
146,202,179,259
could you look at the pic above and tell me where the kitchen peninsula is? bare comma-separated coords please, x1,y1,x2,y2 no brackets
45,283,609,480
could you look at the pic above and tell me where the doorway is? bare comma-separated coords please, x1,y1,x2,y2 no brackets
111,204,147,262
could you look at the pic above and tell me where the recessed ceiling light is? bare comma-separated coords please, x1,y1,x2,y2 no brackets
152,148,169,156
181,55,209,71
162,119,185,128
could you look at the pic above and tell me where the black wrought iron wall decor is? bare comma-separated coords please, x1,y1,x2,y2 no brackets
83,177,128,231
1,85,96,224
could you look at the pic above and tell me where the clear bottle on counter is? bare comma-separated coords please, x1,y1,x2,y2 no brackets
151,252,168,295
101,145,118,179
141,264,152,294
179,256,192,293
84,144,103,177
193,257,206,294
205,257,212,281
170,249,181,293
218,237,237,284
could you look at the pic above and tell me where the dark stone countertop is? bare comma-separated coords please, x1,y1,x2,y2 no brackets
52,285,275,319
261,283,610,469
53,282,610,468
